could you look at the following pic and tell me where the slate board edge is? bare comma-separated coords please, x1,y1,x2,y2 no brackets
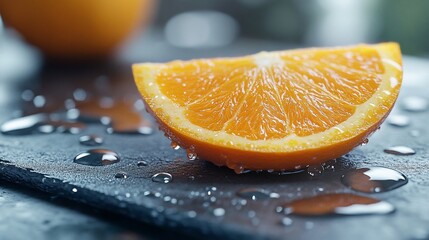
0,161,276,240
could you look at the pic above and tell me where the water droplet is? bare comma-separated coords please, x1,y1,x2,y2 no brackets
79,135,103,146
187,210,197,218
72,188,78,193
387,115,410,127
280,217,293,226
64,99,76,110
33,95,46,108
280,193,394,216
73,149,120,166
137,160,148,167
213,208,225,217
73,88,87,101
37,124,55,134
186,149,197,161
56,121,85,134
170,141,180,150
402,96,428,112
0,114,48,135
151,172,173,183
237,188,276,200
384,146,416,156
21,89,34,101
341,167,408,193
115,172,128,179
134,99,145,111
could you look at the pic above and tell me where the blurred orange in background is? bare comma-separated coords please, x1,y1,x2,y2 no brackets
0,0,156,60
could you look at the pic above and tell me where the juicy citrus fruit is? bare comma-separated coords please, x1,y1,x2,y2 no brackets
133,43,402,173
0,0,155,59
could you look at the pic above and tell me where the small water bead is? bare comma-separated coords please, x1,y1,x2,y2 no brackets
73,88,87,101
55,121,86,134
0,114,49,135
402,96,428,112
133,99,146,111
37,124,55,134
187,211,197,218
186,149,197,161
21,89,34,101
280,217,293,226
237,188,278,200
114,172,128,179
72,188,78,193
341,167,408,193
213,208,225,217
280,193,395,216
73,149,120,166
79,135,104,146
387,115,410,127
33,95,46,108
64,99,76,110
384,146,416,156
151,172,173,183
170,141,180,150
137,160,148,167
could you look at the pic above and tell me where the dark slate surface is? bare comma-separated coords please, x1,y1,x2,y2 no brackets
1,31,429,239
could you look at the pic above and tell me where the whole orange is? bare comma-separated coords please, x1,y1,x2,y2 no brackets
0,0,155,59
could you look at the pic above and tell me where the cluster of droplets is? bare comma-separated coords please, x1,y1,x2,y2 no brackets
4,88,426,232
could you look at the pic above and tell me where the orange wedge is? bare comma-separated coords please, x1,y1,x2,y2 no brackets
133,43,402,173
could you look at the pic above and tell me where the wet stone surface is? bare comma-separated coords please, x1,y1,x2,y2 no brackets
0,59,429,240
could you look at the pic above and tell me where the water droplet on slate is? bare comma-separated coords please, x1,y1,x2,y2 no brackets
79,135,103,146
56,121,85,134
73,88,87,101
213,208,225,217
73,149,120,166
21,89,34,101
37,124,55,134
170,141,180,150
187,211,197,218
151,172,172,183
33,95,46,108
387,115,410,127
115,172,128,179
186,149,197,161
280,193,394,216
384,146,416,156
64,99,76,110
0,113,48,135
137,160,148,167
341,167,408,193
402,96,428,112
237,188,276,200
280,217,293,226
134,99,145,111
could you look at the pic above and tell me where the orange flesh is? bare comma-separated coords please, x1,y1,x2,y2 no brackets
133,43,402,171
157,48,383,139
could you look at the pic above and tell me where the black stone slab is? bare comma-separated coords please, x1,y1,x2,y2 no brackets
1,37,429,239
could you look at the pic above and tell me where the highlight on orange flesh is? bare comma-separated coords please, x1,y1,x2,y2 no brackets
133,43,403,173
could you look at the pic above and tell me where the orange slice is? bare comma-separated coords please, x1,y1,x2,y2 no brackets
133,43,402,173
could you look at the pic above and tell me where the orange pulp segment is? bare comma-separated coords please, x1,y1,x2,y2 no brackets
133,43,402,173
